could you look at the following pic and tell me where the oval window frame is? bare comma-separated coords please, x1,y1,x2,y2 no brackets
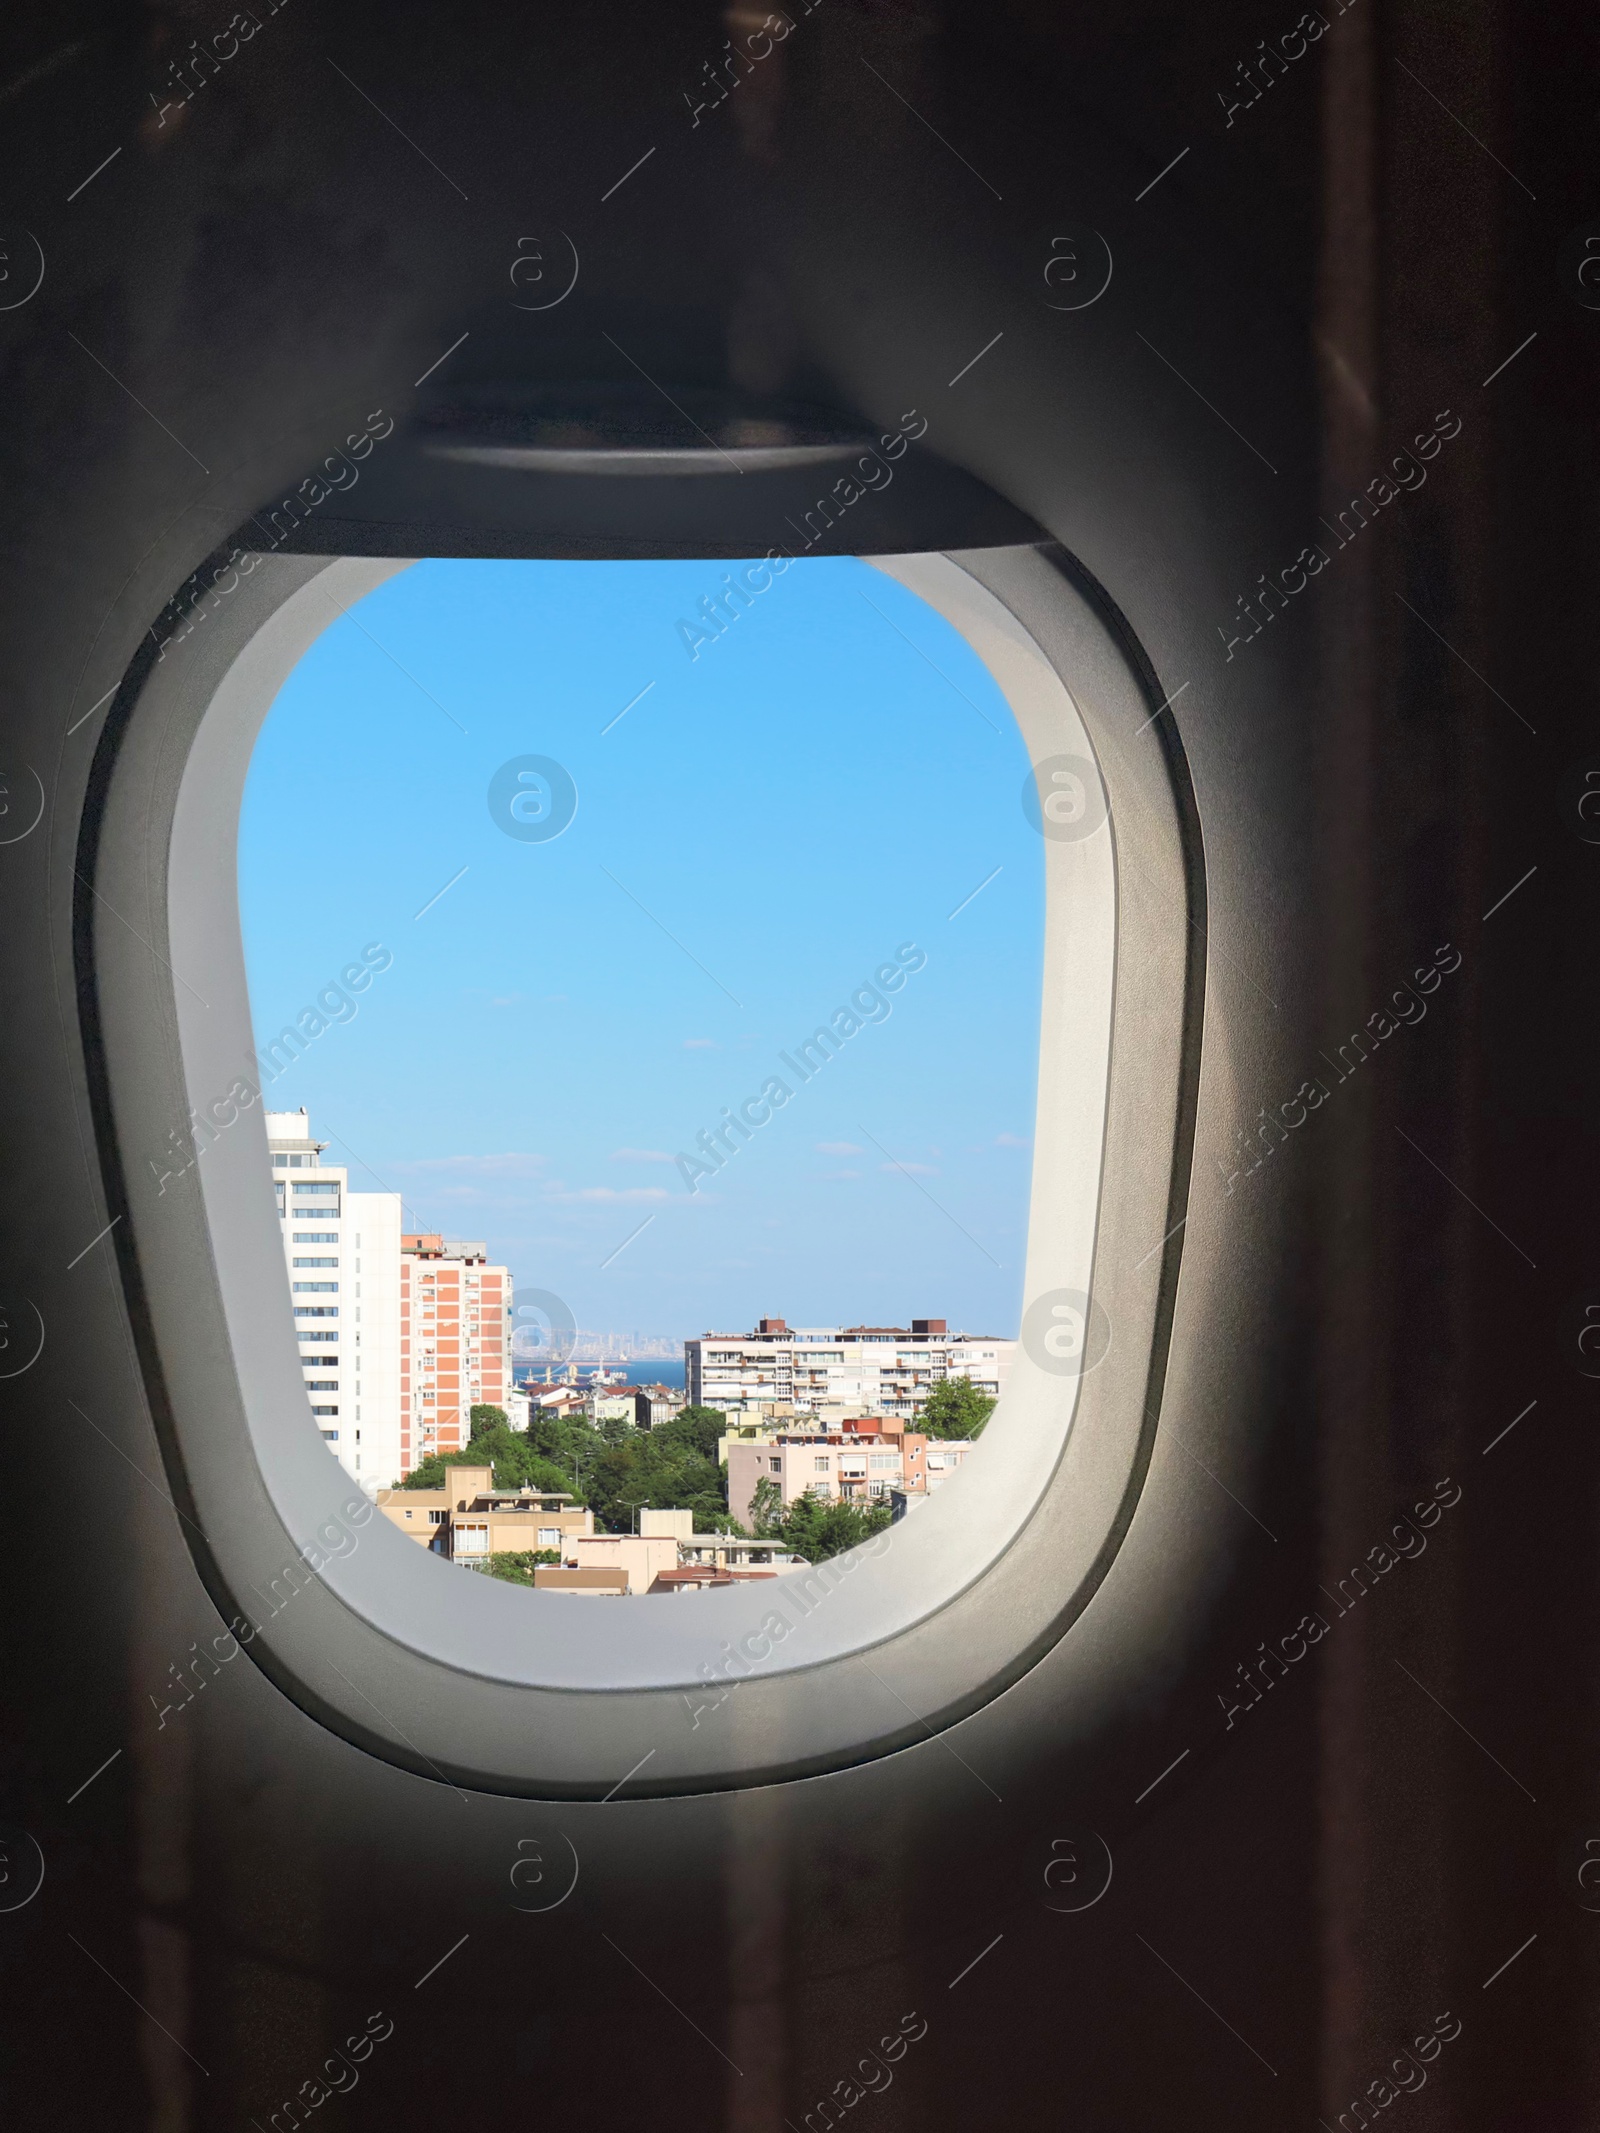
78,533,1201,1798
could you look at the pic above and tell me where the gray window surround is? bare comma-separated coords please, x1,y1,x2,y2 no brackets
79,540,1200,1798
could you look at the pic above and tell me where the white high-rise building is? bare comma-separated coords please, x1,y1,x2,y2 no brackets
685,1316,1014,1421
266,1110,402,1493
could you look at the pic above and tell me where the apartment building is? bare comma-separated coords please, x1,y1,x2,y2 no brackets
588,1391,638,1430
635,1382,686,1429
400,1233,513,1473
686,1316,1014,1421
725,1415,976,1530
375,1479,809,1587
531,1384,588,1422
540,1526,804,1594
267,1110,402,1492
578,1381,678,1430
376,1465,593,1555
564,1533,681,1594
642,1507,804,1574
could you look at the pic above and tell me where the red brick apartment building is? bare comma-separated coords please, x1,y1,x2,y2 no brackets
399,1233,512,1474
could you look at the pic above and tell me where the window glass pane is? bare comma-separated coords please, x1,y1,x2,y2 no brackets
239,557,1049,1595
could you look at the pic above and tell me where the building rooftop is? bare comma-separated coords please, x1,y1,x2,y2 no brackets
652,1567,780,1590
265,1107,327,1154
403,1233,490,1261
696,1319,1003,1341
475,1489,576,1505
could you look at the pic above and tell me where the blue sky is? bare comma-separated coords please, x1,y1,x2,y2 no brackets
238,556,1043,1343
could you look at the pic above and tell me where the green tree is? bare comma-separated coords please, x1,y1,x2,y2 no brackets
400,1405,740,1533
585,1427,730,1533
916,1377,995,1440
469,1403,508,1432
482,1548,562,1586
594,1408,636,1448
770,1488,892,1563
399,1415,581,1499
526,1405,602,1490
657,1405,726,1460
748,1475,784,1538
397,1451,458,1490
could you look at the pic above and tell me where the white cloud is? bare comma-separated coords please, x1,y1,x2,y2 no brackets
611,1148,674,1163
880,1160,939,1176
393,1152,546,1177
994,1132,1031,1149
683,1038,718,1049
822,1168,861,1181
542,1185,672,1204
815,1141,864,1156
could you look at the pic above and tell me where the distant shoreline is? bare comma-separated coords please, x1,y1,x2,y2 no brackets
515,1357,687,1391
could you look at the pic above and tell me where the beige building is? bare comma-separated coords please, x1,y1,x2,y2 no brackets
641,1507,806,1576
376,1464,593,1560
718,1421,781,1467
639,1508,695,1540
377,1473,811,1590
566,1533,681,1595
679,1534,808,1573
588,1391,638,1429
534,1565,629,1596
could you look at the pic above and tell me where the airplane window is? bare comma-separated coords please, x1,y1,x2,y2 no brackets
235,555,1058,1595
100,525,1166,1784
